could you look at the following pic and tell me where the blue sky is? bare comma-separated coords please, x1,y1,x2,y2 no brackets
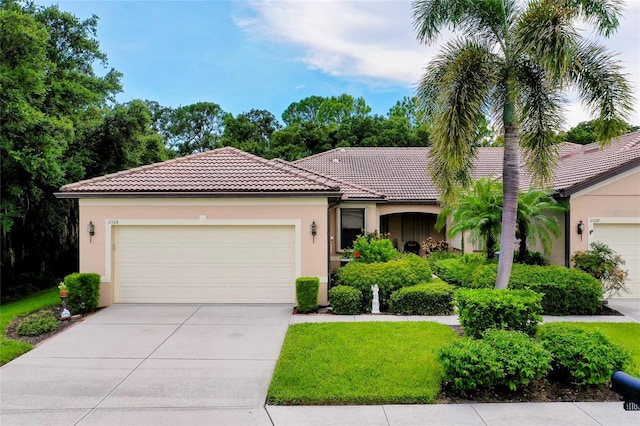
46,1,640,128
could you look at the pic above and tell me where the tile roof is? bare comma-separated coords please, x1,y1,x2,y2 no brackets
294,131,640,201
59,131,640,201
270,160,385,200
552,130,640,193
59,147,341,195
293,147,505,202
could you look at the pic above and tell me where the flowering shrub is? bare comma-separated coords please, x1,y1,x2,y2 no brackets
350,231,398,263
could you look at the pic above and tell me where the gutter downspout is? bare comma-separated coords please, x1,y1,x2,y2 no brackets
564,198,571,267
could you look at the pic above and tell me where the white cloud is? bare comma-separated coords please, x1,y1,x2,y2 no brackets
235,0,640,128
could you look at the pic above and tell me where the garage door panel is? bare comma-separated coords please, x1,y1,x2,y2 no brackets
114,225,296,303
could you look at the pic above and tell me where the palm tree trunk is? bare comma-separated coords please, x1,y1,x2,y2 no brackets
496,123,519,289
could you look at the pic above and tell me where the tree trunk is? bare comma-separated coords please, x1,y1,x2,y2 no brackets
487,233,496,260
496,123,519,289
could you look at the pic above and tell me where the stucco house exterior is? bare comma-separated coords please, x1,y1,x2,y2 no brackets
56,130,640,306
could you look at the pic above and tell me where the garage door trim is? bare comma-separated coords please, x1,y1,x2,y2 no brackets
102,218,302,284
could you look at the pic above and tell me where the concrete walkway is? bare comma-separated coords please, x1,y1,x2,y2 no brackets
1,301,639,426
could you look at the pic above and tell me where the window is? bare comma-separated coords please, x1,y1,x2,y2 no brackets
339,208,365,250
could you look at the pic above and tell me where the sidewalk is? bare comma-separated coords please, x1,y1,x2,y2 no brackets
276,300,640,426
266,401,638,425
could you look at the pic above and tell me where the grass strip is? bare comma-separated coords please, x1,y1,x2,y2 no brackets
0,288,59,365
267,321,457,405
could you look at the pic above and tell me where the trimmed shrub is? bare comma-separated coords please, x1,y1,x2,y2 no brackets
329,285,362,315
296,277,320,313
432,254,485,287
389,282,455,315
469,264,602,315
335,255,432,312
439,330,551,395
425,250,459,269
455,288,543,338
539,324,631,386
351,232,398,263
64,272,101,315
17,311,59,336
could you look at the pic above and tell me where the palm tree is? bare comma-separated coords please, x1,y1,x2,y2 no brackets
516,189,566,262
413,0,633,288
436,178,503,259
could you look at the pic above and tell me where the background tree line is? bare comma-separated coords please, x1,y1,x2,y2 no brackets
1,1,636,300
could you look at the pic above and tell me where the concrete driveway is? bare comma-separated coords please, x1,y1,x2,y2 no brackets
0,304,293,426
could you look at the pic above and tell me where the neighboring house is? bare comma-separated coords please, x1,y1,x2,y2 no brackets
57,131,640,305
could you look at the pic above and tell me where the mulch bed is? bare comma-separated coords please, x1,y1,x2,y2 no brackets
5,307,86,346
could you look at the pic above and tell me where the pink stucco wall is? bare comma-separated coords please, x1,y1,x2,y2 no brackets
569,169,640,254
78,198,330,306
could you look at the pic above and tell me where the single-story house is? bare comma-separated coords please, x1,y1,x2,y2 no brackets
56,130,640,305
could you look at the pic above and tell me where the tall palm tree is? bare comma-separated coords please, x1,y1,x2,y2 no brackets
516,189,566,262
436,177,503,259
413,0,633,288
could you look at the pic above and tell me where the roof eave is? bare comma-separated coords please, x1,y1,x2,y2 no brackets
54,190,344,199
556,157,640,197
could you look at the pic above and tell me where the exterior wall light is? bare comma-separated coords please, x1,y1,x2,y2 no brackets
577,220,584,240
311,220,318,243
88,221,95,243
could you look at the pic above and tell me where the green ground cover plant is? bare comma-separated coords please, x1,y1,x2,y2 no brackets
267,322,457,405
539,323,631,386
540,322,640,377
439,330,551,395
0,288,59,365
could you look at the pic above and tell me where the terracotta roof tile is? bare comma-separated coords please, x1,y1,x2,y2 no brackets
294,147,505,202
60,147,340,194
552,130,640,192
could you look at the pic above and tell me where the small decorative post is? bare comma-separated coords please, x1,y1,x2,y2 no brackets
371,284,380,314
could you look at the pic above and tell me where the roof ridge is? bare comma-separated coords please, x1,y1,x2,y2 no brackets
272,159,385,198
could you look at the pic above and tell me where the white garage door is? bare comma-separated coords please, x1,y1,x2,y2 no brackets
592,223,640,299
114,225,296,303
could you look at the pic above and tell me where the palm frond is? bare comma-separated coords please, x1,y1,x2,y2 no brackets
569,40,634,141
516,0,580,84
514,58,563,186
567,0,622,37
419,38,501,202
412,0,518,47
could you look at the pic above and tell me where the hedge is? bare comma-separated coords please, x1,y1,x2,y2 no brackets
455,288,543,338
439,330,551,395
335,255,432,312
296,277,320,313
64,272,101,315
389,282,455,315
469,264,602,315
432,254,485,287
329,286,362,315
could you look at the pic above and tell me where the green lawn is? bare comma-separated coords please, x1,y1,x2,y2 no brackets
267,322,457,405
540,322,640,376
0,288,60,365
